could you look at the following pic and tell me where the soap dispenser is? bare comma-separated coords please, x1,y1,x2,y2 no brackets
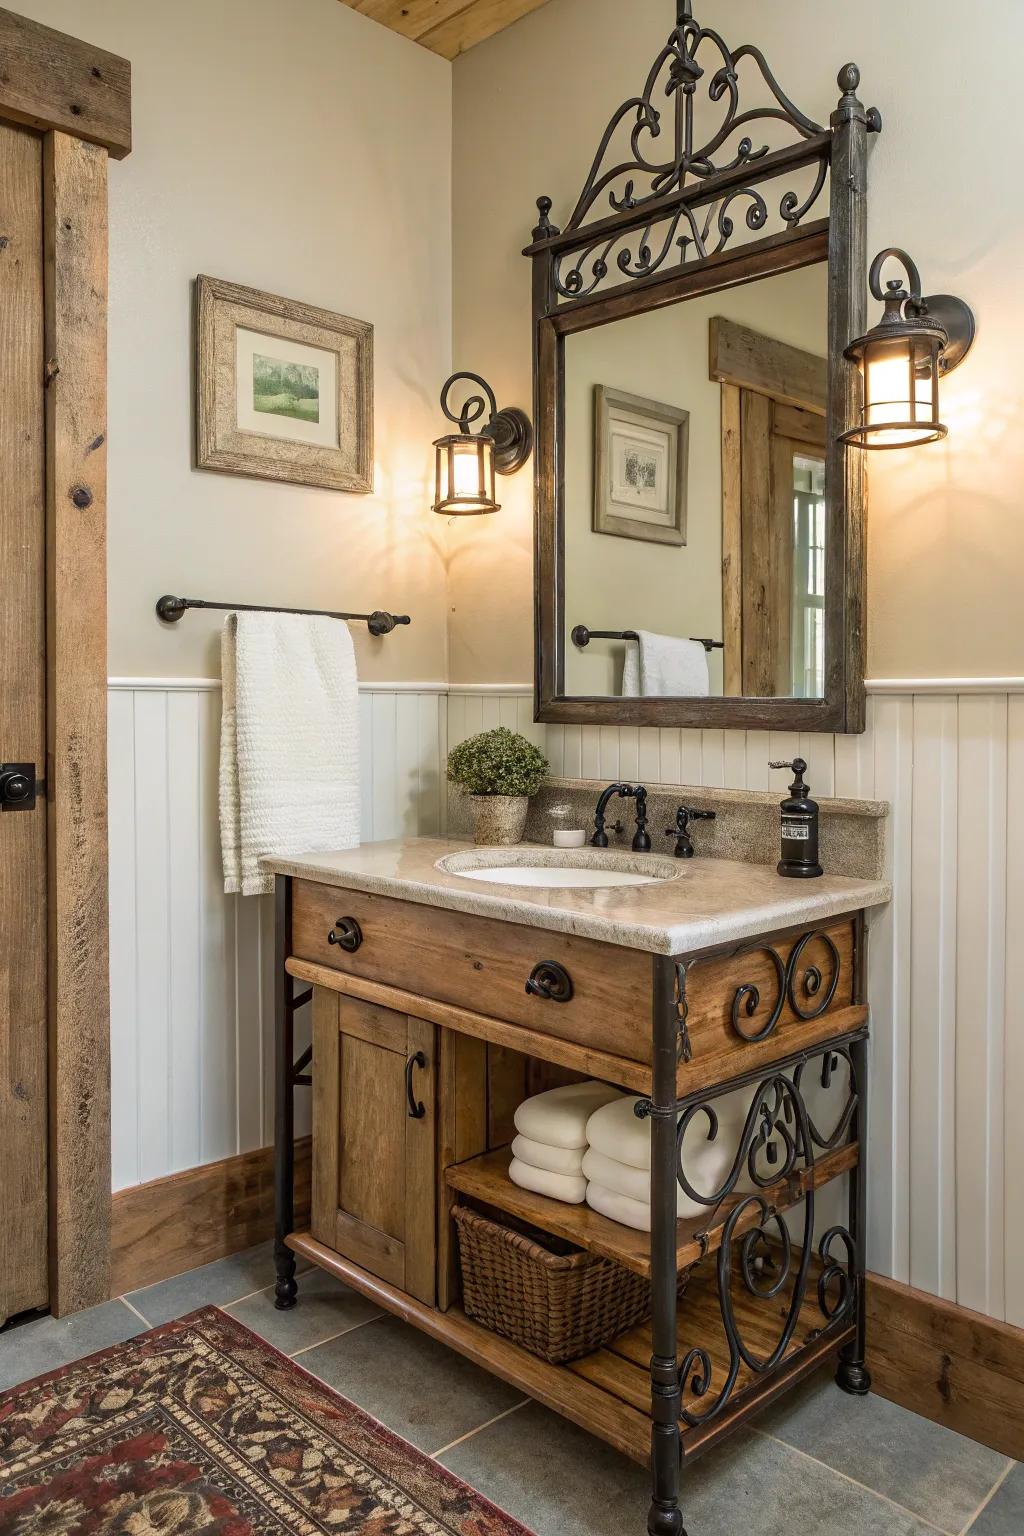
769,758,823,878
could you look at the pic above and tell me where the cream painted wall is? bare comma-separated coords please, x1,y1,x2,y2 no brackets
13,0,453,682
562,266,827,695
451,0,1024,684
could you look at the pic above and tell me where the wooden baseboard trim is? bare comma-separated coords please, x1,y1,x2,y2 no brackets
868,1272,1024,1460
110,1139,311,1297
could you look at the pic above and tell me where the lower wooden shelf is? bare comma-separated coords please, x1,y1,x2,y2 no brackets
445,1143,858,1279
288,1230,853,1466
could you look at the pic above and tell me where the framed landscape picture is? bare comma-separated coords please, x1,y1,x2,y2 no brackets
593,384,688,545
195,275,373,493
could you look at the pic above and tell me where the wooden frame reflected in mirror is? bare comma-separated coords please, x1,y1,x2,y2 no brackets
524,24,879,733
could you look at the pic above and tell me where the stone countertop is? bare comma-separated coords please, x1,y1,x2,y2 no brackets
263,838,890,956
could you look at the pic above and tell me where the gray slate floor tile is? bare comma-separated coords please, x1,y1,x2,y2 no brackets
440,1401,945,1536
759,1367,1010,1533
967,1463,1024,1535
124,1239,288,1326
298,1312,525,1453
0,1300,145,1391
224,1267,382,1354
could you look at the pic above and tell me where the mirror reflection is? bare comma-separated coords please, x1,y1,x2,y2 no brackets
562,262,828,700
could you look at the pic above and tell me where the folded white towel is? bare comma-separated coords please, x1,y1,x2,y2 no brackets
586,1182,652,1232
511,1134,586,1177
585,1094,656,1170
586,1088,752,1172
509,1157,588,1205
513,1081,623,1150
582,1148,691,1216
621,631,710,699
219,613,360,897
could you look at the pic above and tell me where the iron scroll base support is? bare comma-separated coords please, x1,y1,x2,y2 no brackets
274,876,314,1311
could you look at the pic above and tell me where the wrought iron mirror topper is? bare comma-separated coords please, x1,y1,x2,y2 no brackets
527,3,881,735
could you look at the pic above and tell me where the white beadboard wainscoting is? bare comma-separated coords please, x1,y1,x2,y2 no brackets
108,678,1024,1329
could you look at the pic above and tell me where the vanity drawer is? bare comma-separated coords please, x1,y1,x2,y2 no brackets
679,918,860,1084
291,880,653,1063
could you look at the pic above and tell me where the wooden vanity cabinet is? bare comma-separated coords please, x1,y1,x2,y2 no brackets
279,875,872,1485
311,990,436,1305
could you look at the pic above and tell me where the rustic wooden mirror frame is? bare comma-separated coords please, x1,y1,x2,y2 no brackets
525,12,880,734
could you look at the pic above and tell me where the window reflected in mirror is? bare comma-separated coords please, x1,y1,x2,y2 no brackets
562,262,827,701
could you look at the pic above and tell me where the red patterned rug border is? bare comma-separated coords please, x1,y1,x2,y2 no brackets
0,1304,535,1536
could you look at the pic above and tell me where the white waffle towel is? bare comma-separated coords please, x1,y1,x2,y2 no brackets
219,612,360,896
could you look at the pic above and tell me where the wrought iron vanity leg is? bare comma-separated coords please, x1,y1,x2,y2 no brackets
836,1031,871,1394
648,957,686,1536
273,875,298,1311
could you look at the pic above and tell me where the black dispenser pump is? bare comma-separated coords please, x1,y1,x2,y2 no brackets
769,758,823,878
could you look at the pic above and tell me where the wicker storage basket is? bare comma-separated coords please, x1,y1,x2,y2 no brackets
453,1203,651,1364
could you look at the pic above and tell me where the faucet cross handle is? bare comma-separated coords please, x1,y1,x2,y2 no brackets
664,804,716,859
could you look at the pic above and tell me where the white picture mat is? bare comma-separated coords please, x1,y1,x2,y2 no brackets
609,416,672,521
235,326,339,448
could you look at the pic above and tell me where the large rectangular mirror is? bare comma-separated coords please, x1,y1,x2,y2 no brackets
563,265,828,702
527,29,873,734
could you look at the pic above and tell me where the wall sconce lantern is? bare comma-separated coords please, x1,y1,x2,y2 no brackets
840,247,976,450
432,372,533,515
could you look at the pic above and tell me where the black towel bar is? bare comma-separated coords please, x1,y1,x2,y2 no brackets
156,595,411,636
571,625,722,653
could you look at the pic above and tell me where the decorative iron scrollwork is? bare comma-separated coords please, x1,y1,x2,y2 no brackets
730,945,787,1043
529,6,849,306
560,7,822,234
671,1038,860,1427
726,929,842,1044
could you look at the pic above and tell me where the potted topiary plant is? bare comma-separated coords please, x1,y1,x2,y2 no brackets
447,726,549,846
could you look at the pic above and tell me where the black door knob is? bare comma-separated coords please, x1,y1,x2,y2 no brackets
0,764,38,811
1,771,30,803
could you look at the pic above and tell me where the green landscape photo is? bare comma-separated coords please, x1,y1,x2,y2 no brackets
252,352,320,423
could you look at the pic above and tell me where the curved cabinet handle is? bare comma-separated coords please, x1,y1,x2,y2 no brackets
327,916,363,953
525,960,574,1003
405,1050,427,1119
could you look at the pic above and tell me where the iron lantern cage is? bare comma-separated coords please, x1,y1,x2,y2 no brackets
840,247,976,450
432,372,533,515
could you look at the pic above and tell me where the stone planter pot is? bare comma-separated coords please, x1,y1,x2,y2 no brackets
468,795,529,847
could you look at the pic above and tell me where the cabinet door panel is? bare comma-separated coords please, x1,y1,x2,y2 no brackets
312,988,436,1305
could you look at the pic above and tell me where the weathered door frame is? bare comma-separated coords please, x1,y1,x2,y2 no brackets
0,6,131,1316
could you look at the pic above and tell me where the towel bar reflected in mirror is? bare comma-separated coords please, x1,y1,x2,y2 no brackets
156,595,412,636
570,625,722,654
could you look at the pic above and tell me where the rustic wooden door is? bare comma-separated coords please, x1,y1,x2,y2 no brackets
312,989,436,1305
0,119,48,1324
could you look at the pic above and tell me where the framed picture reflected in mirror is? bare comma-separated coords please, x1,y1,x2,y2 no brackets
593,385,688,547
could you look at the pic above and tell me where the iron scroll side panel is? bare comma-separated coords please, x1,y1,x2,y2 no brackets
667,1034,863,1429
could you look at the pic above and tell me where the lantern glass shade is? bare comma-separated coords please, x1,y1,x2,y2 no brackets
432,432,499,515
842,329,947,450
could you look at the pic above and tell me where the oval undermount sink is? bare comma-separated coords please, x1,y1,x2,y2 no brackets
435,848,683,890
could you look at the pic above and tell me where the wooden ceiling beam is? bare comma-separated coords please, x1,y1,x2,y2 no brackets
338,0,553,58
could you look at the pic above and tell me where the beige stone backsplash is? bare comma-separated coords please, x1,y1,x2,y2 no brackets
448,776,887,882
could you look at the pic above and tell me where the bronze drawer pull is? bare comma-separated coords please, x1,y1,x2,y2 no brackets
327,917,363,953
405,1050,427,1119
525,960,574,1003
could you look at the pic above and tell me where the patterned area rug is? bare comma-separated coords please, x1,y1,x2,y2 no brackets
0,1306,532,1535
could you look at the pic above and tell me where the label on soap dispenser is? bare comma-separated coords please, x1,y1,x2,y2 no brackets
782,818,810,841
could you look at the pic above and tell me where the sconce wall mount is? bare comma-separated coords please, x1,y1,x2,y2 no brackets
841,247,976,450
432,371,533,515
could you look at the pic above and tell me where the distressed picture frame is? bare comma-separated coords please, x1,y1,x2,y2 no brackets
195,274,373,493
593,384,689,546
